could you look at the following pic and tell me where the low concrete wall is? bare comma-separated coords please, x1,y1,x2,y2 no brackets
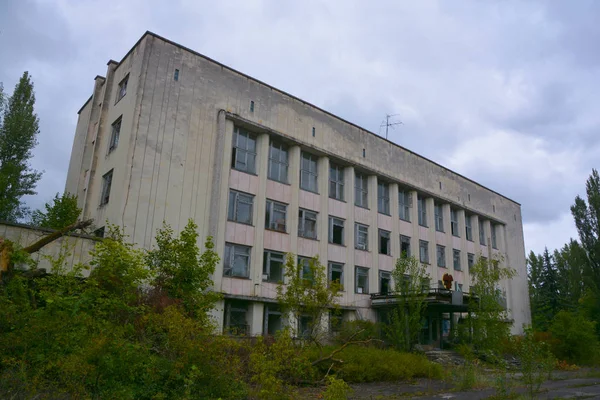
0,222,98,275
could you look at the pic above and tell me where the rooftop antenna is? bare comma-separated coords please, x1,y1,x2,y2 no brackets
380,114,403,140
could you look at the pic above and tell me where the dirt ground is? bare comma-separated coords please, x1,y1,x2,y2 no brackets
299,368,600,399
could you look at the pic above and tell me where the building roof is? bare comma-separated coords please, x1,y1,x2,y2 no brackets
100,30,522,206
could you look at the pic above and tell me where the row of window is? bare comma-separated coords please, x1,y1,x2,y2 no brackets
417,240,476,271
231,126,499,249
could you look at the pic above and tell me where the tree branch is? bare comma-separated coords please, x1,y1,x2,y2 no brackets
22,219,94,254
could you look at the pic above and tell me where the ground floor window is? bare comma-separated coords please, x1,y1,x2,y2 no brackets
224,300,249,336
263,304,283,335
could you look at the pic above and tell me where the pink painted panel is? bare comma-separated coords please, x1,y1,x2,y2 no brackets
378,254,394,271
435,231,446,244
354,206,371,224
264,230,290,253
479,245,488,255
354,250,371,267
299,190,320,212
419,226,429,240
229,169,259,194
266,180,292,204
399,220,412,236
327,244,347,263
259,282,279,300
328,198,347,218
377,213,392,231
453,236,462,250
221,277,254,296
226,221,255,246
297,237,319,258
466,241,475,253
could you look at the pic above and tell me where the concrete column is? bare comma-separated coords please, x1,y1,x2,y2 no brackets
250,302,265,336
252,133,270,298
344,166,356,293
409,190,420,262
288,145,301,258
473,215,482,256
368,175,379,294
458,209,468,286
390,183,400,261
483,219,493,258
425,197,437,283
318,156,329,263
442,204,453,270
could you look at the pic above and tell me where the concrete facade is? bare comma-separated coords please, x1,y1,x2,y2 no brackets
65,32,531,335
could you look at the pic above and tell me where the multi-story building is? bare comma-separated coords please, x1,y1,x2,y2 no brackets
65,32,530,339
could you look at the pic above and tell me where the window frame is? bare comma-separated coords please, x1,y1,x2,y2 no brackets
265,199,287,232
451,208,460,237
328,216,345,245
479,219,486,245
328,262,344,290
224,300,249,336
228,189,254,225
467,253,475,271
378,229,391,256
465,215,473,241
354,223,369,251
400,235,411,258
300,151,318,193
436,244,446,268
231,127,257,174
100,169,113,206
398,190,412,222
419,240,429,264
377,181,390,215
263,250,285,283
298,256,313,284
379,270,391,294
354,173,368,208
417,195,427,227
491,225,498,249
115,74,129,104
355,266,369,294
298,208,318,239
434,203,444,232
267,140,289,183
329,163,345,201
453,249,461,271
223,243,251,278
108,116,122,153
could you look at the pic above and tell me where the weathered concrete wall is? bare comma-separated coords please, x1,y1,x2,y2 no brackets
66,32,530,334
0,222,97,274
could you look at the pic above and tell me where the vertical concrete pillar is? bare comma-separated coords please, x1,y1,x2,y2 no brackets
409,190,420,263
252,133,270,300
442,204,453,270
473,215,482,257
344,166,356,293
318,156,330,263
457,209,468,286
250,302,265,336
390,183,400,262
368,175,379,294
483,219,493,258
288,145,301,258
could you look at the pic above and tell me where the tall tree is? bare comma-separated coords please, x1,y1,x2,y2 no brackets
0,72,43,222
553,240,586,311
537,248,560,331
31,192,81,230
527,251,544,330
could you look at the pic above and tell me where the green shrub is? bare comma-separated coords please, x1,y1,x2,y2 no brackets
517,328,555,399
307,345,442,383
334,319,381,344
550,311,600,365
323,376,353,400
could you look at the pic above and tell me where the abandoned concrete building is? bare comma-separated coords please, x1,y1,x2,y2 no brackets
65,31,531,341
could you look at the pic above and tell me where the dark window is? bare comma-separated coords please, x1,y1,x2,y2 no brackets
224,300,249,336
434,204,444,232
228,190,254,225
231,127,257,173
265,199,287,232
329,163,345,201
378,181,390,214
109,116,121,153
298,315,313,338
298,257,313,285
491,225,498,249
174,69,179,81
379,270,391,294
300,152,318,192
329,262,344,289
418,195,427,227
250,100,254,112
399,190,412,221
453,249,461,271
263,250,285,283
116,74,129,103
354,173,368,208
100,169,113,206
94,227,105,238
479,219,486,245
419,240,429,264
355,266,369,294
312,127,316,137
379,229,391,255
328,216,344,245
451,209,460,237
467,253,475,271
264,304,282,335
400,235,411,257
355,223,368,251
223,243,251,278
268,140,289,183
437,245,446,268
465,215,473,241
298,208,317,239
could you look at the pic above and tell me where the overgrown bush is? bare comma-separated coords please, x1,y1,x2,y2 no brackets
550,310,600,365
517,328,555,399
322,375,353,400
307,345,443,383
334,319,380,344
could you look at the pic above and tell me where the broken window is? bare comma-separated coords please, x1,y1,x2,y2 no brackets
264,304,282,335
268,140,289,183
100,169,113,206
451,209,460,237
300,151,318,192
453,249,461,271
379,270,391,294
467,253,475,271
231,127,257,174
400,235,411,257
355,173,368,208
328,216,344,245
298,208,317,239
355,266,369,294
263,250,285,283
116,74,128,103
437,245,446,268
379,229,391,255
265,199,287,232
224,300,249,336
223,243,251,278
228,190,254,225
298,315,313,338
418,195,427,227
328,262,344,289
377,180,390,215
355,223,368,251
399,189,412,221
329,163,344,201
419,240,429,264
109,116,121,153
298,257,313,285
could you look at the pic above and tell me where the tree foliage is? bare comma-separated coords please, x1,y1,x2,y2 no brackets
31,192,82,229
0,72,43,222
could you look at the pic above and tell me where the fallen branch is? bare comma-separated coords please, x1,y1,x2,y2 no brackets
23,219,93,254
311,329,384,367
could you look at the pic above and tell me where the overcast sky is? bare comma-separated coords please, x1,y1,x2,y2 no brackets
1,0,598,256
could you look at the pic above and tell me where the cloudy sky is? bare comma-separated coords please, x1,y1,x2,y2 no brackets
1,0,598,255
